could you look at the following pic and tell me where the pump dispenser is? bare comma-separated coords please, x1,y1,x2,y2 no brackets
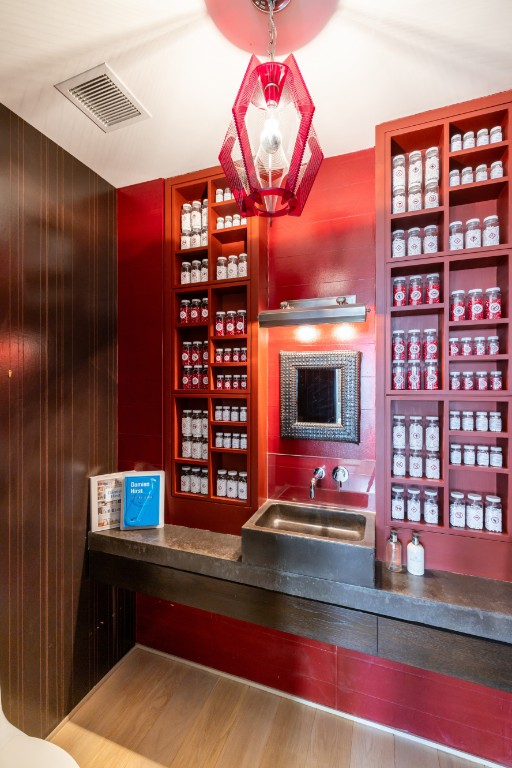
407,532,425,576
385,529,402,572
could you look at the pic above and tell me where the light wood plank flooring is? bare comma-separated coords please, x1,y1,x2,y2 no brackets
49,647,483,768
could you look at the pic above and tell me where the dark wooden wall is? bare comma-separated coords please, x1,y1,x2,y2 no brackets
0,103,134,737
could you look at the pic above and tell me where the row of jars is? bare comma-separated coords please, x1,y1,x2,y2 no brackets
449,370,503,391
392,147,440,193
449,491,502,532
182,436,208,460
214,432,247,450
449,161,503,187
392,274,440,306
391,226,439,258
215,309,247,336
392,415,440,451
450,287,502,321
449,216,499,250
392,448,441,479
449,410,502,432
217,254,248,280
179,297,208,323
181,259,208,284
392,329,439,361
391,486,439,525
216,214,247,229
215,373,248,391
182,341,209,366
450,443,503,468
392,182,439,214
450,126,503,152
217,469,248,501
182,366,209,390
180,466,209,496
392,360,439,390
214,346,247,363
214,403,247,422
449,335,500,356
181,200,208,235
215,187,233,203
182,409,208,438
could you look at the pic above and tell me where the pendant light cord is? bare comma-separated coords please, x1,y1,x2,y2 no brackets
267,0,277,61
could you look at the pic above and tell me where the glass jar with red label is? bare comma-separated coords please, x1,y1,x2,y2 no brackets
475,371,488,391
408,275,423,306
182,366,193,389
490,371,503,390
236,309,247,335
473,337,486,356
202,341,209,364
449,371,461,390
216,373,224,390
392,277,407,307
191,340,202,365
467,288,484,320
223,347,232,363
461,371,474,390
201,297,209,321
450,290,466,321
241,347,248,362
392,330,406,360
424,361,439,390
201,367,209,389
485,287,502,319
224,374,233,391
181,341,192,365
461,337,472,356
214,347,223,363
423,329,438,360
407,330,422,361
449,337,460,356
190,298,202,323
225,311,236,336
215,311,226,336
232,348,240,363
487,336,500,355
179,299,191,324
392,360,406,390
191,366,202,390
241,374,248,390
426,273,440,304
233,374,241,390
407,361,422,390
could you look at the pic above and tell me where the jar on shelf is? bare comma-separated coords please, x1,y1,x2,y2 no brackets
392,330,406,360
408,277,423,306
423,225,439,254
392,185,406,214
224,187,232,201
408,150,422,186
424,489,439,525
425,146,440,183
201,367,209,390
490,160,504,179
485,287,502,319
407,227,421,256
232,348,240,362
462,411,474,431
467,287,484,319
423,329,438,360
181,261,191,284
449,221,464,251
190,298,201,323
391,485,405,520
407,487,422,521
182,409,192,436
463,444,476,466
216,256,228,280
201,199,208,228
463,131,475,149
182,366,193,389
475,411,489,432
392,155,406,191
191,435,202,459
233,213,241,227
222,404,231,421
408,361,421,390
227,471,238,499
490,371,503,391
425,273,440,303
225,311,236,336
424,361,439,390
224,215,233,229
466,493,484,530
202,411,208,438
181,466,191,493
230,406,240,422
392,277,407,307
200,468,209,496
216,373,225,391
392,448,406,476
216,469,228,497
181,341,192,366
215,188,224,203
449,169,460,187
450,134,462,152
222,347,232,363
490,125,503,144
475,371,488,391
408,182,422,211
222,432,232,449
240,405,248,422
392,230,406,258
465,219,482,249
424,181,439,209
482,215,500,247
238,252,248,277
425,451,440,480
232,375,241,390
191,260,201,283
181,233,191,250
476,445,490,467
487,336,500,355
461,166,474,185
409,416,423,449
190,341,202,365
215,311,226,336
476,128,489,146
227,254,238,279
224,374,233,390
449,371,461,390
191,366,202,390
240,347,248,362
475,164,488,182
232,433,241,450
473,336,486,356
201,298,209,321
461,371,474,390
450,443,462,465
461,337,472,356
490,446,503,468
236,309,247,334
201,259,209,282
449,337,460,356
190,200,202,229
200,228,208,247
407,329,422,360
392,415,406,449
190,227,201,248
240,433,248,450
216,216,225,230
450,491,466,528
449,410,461,430
181,203,192,233
238,471,248,501
425,416,440,451
241,374,248,390
181,435,192,458
450,289,466,321
485,495,502,533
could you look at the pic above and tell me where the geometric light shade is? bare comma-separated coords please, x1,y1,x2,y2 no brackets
219,54,323,217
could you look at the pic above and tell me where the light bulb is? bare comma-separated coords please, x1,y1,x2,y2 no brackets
260,108,282,155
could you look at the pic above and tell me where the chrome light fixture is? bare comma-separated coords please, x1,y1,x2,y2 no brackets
258,296,369,328
218,0,323,217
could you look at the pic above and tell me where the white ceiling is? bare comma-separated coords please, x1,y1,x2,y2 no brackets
1,0,511,189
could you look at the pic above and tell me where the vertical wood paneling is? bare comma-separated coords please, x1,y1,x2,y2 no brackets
0,103,134,738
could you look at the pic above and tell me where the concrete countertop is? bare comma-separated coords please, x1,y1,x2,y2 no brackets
88,524,512,645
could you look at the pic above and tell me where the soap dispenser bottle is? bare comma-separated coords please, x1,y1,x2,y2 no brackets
407,532,425,576
385,529,402,572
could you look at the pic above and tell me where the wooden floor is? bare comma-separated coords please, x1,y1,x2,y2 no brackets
50,646,480,768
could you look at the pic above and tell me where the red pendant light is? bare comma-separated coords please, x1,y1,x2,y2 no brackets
218,0,323,217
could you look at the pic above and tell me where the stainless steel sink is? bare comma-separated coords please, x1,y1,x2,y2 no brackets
241,500,375,587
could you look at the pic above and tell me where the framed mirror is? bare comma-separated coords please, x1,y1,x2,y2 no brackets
280,350,361,442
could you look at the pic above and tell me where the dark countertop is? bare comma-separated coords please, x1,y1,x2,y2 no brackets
88,524,512,645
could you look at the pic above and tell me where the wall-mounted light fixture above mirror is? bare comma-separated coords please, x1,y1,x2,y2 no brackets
258,295,368,328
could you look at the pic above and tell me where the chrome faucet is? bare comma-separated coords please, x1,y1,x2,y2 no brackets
332,465,349,490
310,467,325,499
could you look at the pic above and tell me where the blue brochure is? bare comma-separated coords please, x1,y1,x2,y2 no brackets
121,471,165,530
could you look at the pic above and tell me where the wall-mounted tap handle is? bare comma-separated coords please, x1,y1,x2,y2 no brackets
332,466,349,489
313,467,325,480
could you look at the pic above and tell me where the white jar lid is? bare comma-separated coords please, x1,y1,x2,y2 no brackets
489,411,500,416
462,411,473,415
451,289,465,295
474,336,485,340
450,443,461,448
490,160,503,168
393,414,405,419
476,371,488,376
409,150,421,160
450,409,460,413
467,493,482,501
391,485,405,493
424,225,438,233
393,329,405,334
463,444,475,449
424,489,438,497
408,329,421,334
462,371,474,375
426,415,438,421
487,335,499,340
424,328,437,333
466,218,480,226
408,227,421,235
393,154,405,162
463,131,474,138
490,371,502,376
462,167,473,173
408,182,421,190
490,446,502,452
182,203,192,211
451,133,462,140
450,491,464,499
408,488,421,496
217,469,227,475
426,272,440,278
485,495,501,503
392,230,405,237
490,126,502,134
450,371,461,376
485,286,500,292
449,169,460,175
426,146,439,155
450,221,462,227
483,215,499,223
477,128,488,136
449,337,459,341
475,164,487,171
393,185,405,193
410,415,422,421
409,275,422,280
468,288,482,293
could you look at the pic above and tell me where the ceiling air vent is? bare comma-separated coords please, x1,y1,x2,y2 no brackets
55,63,150,133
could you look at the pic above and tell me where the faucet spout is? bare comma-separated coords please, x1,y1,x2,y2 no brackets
309,467,325,499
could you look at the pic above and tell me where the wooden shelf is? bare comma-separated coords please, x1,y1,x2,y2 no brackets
210,448,248,455
390,303,445,315
174,458,208,466
389,519,444,531
448,140,508,162
212,225,247,237
211,362,248,368
176,246,208,256
448,319,509,330
448,430,508,438
449,355,508,362
390,207,444,228
390,477,445,487
449,177,508,205
211,420,248,427
176,321,209,329
449,464,508,474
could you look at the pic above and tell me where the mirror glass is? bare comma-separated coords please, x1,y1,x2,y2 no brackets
296,368,341,424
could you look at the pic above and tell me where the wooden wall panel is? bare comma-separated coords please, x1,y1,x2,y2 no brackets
0,103,134,738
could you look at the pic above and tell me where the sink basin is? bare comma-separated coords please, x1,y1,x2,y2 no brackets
241,500,375,587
